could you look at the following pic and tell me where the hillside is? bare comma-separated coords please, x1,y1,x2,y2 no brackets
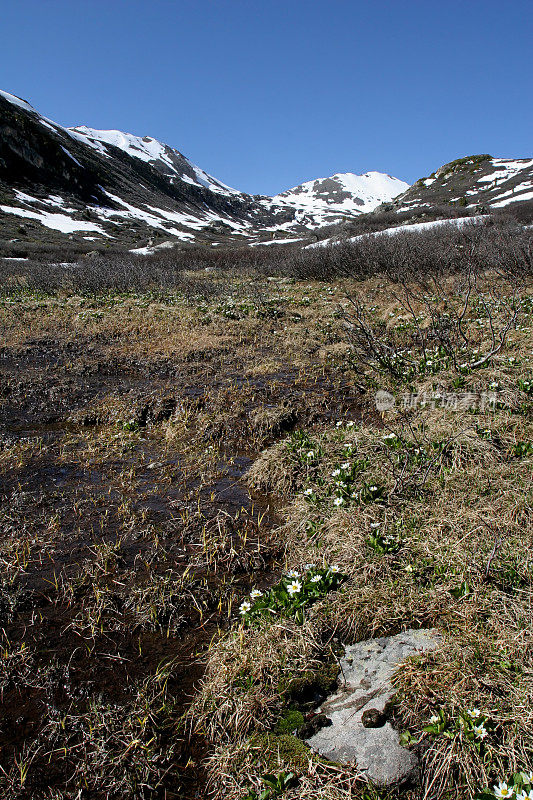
0,90,407,255
385,154,533,215
0,89,291,253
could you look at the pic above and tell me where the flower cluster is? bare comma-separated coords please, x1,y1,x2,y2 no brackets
518,378,533,395
475,771,533,799
238,564,345,625
327,459,383,507
424,707,492,748
286,430,322,465
213,297,284,321
367,522,401,555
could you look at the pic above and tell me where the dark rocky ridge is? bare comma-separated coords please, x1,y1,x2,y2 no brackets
381,154,533,217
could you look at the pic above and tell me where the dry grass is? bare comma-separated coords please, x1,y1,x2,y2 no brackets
191,273,533,799
0,270,531,798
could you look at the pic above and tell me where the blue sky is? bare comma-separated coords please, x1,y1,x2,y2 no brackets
1,0,532,195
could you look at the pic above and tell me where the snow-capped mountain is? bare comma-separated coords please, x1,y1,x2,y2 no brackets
265,172,409,228
69,126,242,198
0,89,408,252
0,89,290,249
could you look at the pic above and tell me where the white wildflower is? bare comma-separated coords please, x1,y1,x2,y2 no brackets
493,782,515,799
473,723,488,739
250,589,263,600
310,575,322,583
287,580,302,596
239,600,252,615
286,569,300,579
333,497,344,506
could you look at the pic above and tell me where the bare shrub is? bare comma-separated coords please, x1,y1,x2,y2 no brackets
341,222,532,379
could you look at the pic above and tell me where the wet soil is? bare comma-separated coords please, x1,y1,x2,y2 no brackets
0,324,362,798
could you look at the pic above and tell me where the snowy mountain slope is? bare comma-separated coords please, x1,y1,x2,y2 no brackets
69,126,242,197
387,155,533,214
0,89,412,253
306,215,489,249
264,171,409,228
0,89,293,250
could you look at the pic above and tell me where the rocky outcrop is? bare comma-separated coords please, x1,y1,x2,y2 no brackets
306,629,441,786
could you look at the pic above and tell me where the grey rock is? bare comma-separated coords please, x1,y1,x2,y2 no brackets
306,628,441,786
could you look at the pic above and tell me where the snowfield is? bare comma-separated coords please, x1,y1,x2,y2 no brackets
306,215,489,249
0,204,111,235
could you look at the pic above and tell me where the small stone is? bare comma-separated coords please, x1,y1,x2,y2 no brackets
361,708,387,728
297,713,332,739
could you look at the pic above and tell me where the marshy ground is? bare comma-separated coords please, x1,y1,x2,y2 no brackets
0,257,531,800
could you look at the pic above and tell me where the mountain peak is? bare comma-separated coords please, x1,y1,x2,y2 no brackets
269,170,409,227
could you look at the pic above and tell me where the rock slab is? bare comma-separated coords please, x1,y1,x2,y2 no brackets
306,628,441,786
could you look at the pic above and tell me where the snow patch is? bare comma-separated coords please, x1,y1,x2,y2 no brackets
492,190,533,208
250,237,304,246
0,89,35,113
131,240,185,255
0,205,111,235
478,158,533,186
307,216,488,249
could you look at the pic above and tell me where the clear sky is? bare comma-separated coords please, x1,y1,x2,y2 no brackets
1,0,532,195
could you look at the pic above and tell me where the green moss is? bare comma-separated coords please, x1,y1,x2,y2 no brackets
439,154,492,176
274,709,305,734
251,733,317,773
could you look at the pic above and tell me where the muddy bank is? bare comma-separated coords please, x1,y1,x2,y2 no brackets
0,301,362,798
